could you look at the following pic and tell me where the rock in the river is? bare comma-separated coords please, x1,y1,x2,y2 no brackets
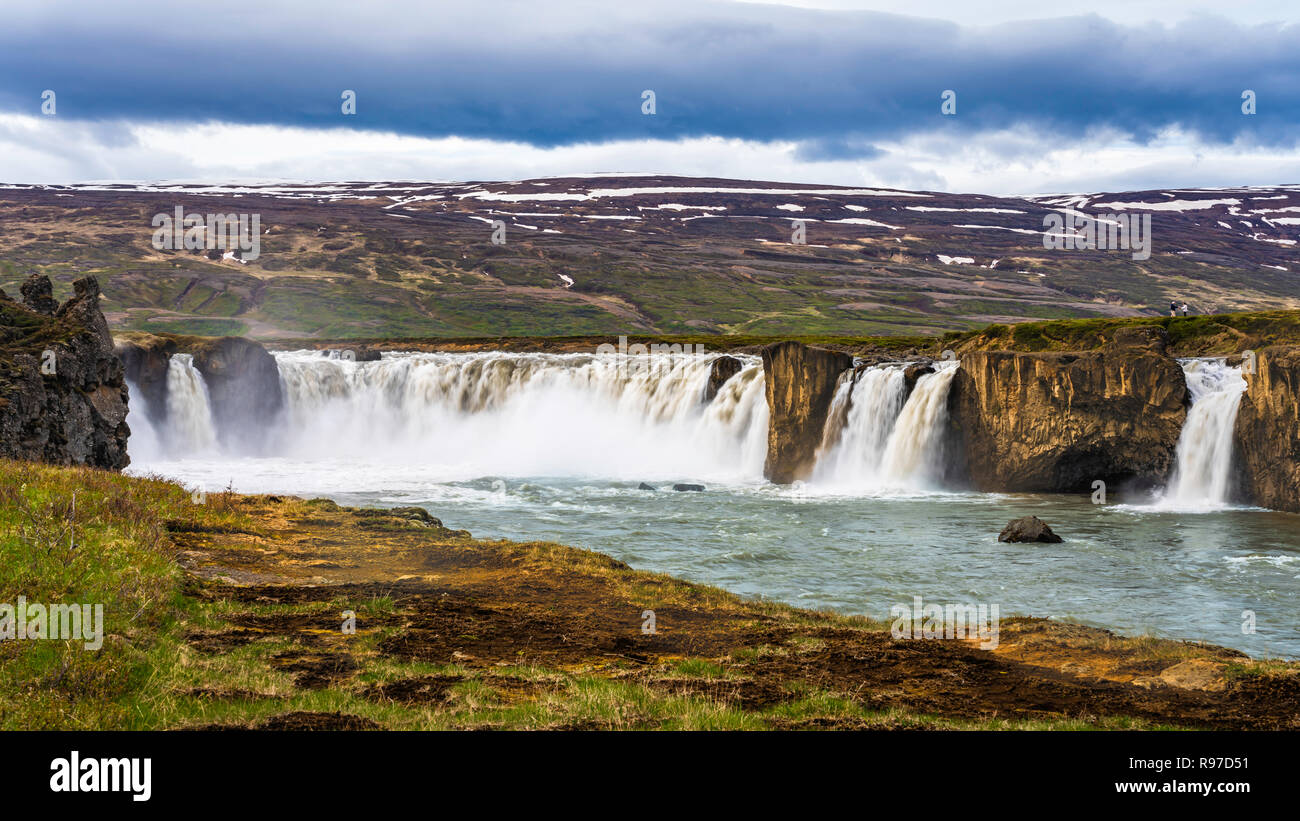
762,341,854,483
703,355,744,402
637,482,657,491
672,483,705,492
998,516,1064,543
902,362,936,395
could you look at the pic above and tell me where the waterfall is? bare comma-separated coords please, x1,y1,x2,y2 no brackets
227,350,768,481
127,348,971,490
164,354,218,455
124,380,164,462
814,361,959,490
814,365,908,483
1157,359,1247,510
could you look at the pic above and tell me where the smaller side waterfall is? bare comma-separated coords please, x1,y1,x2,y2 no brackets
124,380,164,462
814,360,959,490
164,354,218,455
1158,359,1247,510
814,365,908,483
877,362,959,488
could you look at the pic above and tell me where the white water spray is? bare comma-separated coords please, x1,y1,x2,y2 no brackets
251,350,767,481
1157,359,1247,510
164,354,218,455
814,365,908,483
123,380,163,462
814,361,959,490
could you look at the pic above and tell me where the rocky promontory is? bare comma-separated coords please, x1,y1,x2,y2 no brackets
947,326,1188,492
0,275,130,469
1234,345,1300,513
762,341,854,483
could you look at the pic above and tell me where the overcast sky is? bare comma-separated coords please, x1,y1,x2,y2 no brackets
1,0,1297,194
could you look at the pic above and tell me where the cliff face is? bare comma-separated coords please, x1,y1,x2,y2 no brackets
0,275,130,469
762,341,854,483
1234,346,1300,513
947,327,1188,492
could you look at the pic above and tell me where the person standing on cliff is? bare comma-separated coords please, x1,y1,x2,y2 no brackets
1181,303,1190,316
1170,300,1178,317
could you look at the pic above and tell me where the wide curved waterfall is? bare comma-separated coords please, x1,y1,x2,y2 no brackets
813,361,959,490
1157,358,1248,510
136,350,770,482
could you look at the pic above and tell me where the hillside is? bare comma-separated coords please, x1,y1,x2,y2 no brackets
3,177,1300,339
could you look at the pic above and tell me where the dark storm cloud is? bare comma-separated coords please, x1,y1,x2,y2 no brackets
0,0,1295,148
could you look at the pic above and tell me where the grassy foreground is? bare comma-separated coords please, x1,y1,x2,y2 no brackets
2,461,1298,731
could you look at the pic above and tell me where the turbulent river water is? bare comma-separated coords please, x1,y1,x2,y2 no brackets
125,350,1300,658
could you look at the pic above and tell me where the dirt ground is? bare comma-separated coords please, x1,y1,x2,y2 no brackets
168,495,1300,730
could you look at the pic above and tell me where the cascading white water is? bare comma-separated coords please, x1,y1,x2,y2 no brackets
878,362,959,487
123,380,164,461
264,350,770,481
124,354,218,461
813,365,908,483
1157,359,1248,510
164,354,218,455
813,360,959,490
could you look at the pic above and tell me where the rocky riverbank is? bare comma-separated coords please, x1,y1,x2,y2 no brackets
5,460,1297,730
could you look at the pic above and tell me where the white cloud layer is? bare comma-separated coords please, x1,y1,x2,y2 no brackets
2,115,1297,195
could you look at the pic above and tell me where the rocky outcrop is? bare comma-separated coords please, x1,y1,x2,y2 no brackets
902,362,936,396
948,326,1187,492
190,337,285,453
0,275,130,469
998,516,1063,543
762,341,854,483
703,355,744,402
19,274,59,315
1234,345,1300,513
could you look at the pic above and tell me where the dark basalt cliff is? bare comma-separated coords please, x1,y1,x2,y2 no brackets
0,275,130,469
762,341,854,483
190,337,284,452
1234,346,1300,514
947,326,1188,492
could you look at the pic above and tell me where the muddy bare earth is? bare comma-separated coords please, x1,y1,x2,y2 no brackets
169,496,1300,730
